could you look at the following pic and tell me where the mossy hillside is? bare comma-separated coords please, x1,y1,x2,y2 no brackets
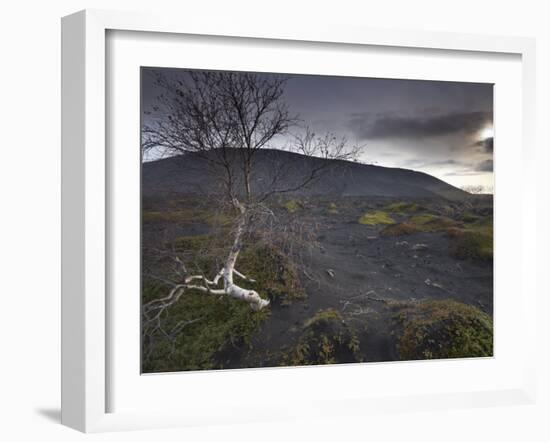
142,233,304,372
391,299,493,360
142,278,269,372
285,308,361,366
358,211,396,226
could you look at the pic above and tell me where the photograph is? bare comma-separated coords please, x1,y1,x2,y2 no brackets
140,67,494,373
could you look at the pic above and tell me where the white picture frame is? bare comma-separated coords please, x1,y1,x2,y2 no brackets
61,9,537,433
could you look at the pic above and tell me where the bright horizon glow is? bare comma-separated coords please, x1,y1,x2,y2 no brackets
481,126,494,139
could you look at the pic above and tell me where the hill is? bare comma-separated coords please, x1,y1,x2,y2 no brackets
142,149,467,200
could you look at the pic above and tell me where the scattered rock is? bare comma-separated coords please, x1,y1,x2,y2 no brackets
412,243,429,251
424,278,445,290
395,240,409,246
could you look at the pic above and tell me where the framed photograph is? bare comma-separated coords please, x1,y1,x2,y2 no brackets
61,9,537,432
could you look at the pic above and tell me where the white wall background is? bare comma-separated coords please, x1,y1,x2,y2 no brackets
0,1,548,440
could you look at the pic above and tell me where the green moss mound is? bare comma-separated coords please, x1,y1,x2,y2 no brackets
409,213,439,225
172,234,228,275
238,244,306,305
461,212,479,223
466,215,493,235
381,222,421,236
286,309,361,366
283,199,303,213
327,202,339,214
448,229,493,261
408,214,457,231
171,236,305,304
392,300,493,360
379,214,457,235
384,201,421,214
446,216,493,261
359,211,396,226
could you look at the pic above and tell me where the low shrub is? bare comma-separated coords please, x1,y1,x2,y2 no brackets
286,309,362,366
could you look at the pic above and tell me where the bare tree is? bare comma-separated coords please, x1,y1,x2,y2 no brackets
142,70,361,323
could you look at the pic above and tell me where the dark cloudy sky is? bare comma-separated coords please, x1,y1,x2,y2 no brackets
142,68,494,190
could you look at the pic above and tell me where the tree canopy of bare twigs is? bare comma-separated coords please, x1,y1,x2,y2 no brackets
142,69,363,344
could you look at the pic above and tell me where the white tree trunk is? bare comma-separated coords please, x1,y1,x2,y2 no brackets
219,200,270,310
144,199,270,321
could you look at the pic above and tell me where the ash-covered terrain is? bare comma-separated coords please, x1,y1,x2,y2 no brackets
141,151,493,373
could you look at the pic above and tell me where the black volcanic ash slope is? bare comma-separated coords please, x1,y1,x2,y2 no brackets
142,149,467,200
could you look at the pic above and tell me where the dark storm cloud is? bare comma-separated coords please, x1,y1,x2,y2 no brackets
349,111,492,140
476,159,494,172
473,137,494,153
142,67,494,188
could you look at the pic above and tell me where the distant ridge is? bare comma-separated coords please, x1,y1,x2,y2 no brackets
142,149,468,200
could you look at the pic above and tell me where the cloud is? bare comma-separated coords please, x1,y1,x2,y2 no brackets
444,170,485,177
476,159,494,172
473,137,494,153
349,111,492,140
